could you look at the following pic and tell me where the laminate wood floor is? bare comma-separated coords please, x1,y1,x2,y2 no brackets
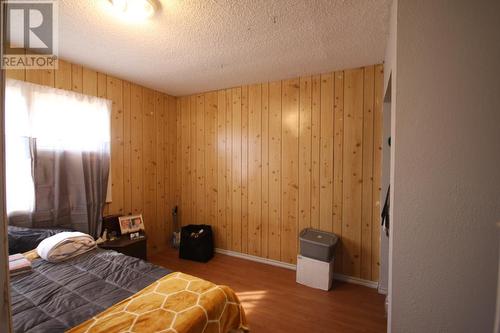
150,248,387,333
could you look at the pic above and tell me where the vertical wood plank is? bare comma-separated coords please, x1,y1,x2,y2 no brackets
320,73,334,233
162,94,176,236
82,68,98,96
55,60,71,90
196,95,206,222
333,71,345,273
155,92,166,251
268,81,282,261
372,64,384,281
231,87,242,252
175,97,183,213
310,75,321,230
97,73,107,98
180,97,192,226
361,66,375,280
107,77,124,215
217,90,227,249
261,83,270,258
122,82,132,215
298,76,312,240
71,65,83,92
190,96,198,224
166,96,178,236
241,86,249,254
225,89,233,250
248,84,262,256
142,89,157,252
342,68,364,277
130,84,143,216
205,92,218,242
26,68,54,86
281,78,300,264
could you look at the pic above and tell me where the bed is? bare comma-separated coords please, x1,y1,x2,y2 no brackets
8,227,248,333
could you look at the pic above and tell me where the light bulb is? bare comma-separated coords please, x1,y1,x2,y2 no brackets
108,0,156,21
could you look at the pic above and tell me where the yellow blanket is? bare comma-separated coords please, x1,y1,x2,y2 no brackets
67,272,249,333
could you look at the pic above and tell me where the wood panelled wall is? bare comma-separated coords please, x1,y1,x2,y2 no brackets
6,62,178,254
6,62,384,281
176,65,384,281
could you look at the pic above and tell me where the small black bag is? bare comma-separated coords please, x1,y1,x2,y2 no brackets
179,224,214,262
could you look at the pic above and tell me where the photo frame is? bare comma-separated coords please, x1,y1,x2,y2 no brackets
118,214,145,234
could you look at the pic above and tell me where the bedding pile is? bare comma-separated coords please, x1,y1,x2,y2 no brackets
9,254,32,277
36,231,96,262
68,272,249,333
8,226,71,254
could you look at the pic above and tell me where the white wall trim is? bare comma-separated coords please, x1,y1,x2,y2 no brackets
215,248,379,289
215,248,296,270
333,273,379,289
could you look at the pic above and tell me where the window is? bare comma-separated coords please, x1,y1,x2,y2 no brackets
5,79,111,216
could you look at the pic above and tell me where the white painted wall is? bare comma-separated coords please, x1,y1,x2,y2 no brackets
387,0,500,332
378,99,391,295
383,0,397,324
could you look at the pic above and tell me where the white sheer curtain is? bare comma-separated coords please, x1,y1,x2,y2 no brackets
5,79,111,233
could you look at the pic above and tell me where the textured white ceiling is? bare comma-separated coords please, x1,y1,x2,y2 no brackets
59,0,391,96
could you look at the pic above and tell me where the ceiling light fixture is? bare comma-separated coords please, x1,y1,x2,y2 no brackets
108,0,157,21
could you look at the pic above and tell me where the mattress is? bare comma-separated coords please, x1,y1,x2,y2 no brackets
10,248,172,333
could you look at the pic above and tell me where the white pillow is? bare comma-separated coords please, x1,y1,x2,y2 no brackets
36,231,96,262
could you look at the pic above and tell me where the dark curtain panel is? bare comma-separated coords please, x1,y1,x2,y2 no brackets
9,143,110,238
82,148,110,238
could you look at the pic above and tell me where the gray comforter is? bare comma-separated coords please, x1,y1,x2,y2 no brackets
10,248,172,333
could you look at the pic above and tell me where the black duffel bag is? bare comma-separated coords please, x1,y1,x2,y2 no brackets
179,224,214,262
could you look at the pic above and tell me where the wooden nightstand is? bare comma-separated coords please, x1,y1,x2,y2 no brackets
99,235,148,261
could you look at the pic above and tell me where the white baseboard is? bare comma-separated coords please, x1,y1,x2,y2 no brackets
215,248,296,270
215,248,379,289
333,273,379,289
